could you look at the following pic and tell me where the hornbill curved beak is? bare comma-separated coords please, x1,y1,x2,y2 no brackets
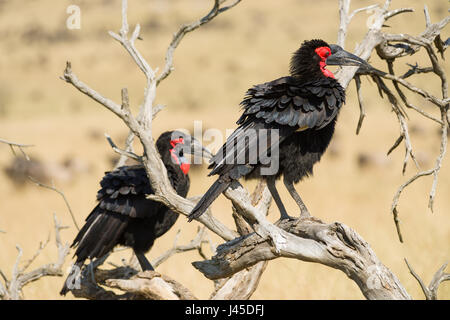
326,44,368,67
184,136,213,160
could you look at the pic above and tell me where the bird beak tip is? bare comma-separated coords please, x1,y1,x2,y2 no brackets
326,47,368,67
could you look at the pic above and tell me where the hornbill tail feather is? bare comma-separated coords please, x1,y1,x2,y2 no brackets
188,179,230,221
60,261,84,296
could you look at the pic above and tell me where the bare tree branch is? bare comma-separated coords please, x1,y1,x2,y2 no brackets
70,229,208,300
349,3,449,240
405,259,450,300
106,271,197,300
0,138,33,161
401,63,434,79
193,217,411,300
105,133,142,164
0,214,70,300
156,0,242,85
151,227,208,268
28,176,80,231
354,75,366,134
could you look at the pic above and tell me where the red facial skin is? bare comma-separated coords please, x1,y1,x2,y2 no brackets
315,46,335,79
170,138,190,175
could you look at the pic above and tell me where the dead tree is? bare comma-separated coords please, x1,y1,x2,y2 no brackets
58,0,448,300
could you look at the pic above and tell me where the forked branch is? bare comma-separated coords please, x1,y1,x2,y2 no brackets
405,259,450,300
0,215,70,300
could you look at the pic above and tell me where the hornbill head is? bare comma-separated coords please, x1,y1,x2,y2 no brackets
290,39,368,80
157,131,212,175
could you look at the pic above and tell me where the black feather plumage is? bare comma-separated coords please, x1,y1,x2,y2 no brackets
61,131,190,295
189,39,346,221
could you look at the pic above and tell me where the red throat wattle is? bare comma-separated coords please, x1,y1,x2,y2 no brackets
180,163,190,175
169,138,190,175
315,46,335,79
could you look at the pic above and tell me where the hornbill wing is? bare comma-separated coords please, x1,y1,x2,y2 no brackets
237,76,345,130
208,76,345,177
71,166,164,261
208,120,294,178
95,165,159,218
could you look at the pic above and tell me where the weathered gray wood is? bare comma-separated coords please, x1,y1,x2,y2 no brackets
193,218,411,300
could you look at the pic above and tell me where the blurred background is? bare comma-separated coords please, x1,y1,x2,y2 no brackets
0,0,448,299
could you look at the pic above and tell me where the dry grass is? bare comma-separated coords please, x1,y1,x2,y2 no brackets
0,0,448,300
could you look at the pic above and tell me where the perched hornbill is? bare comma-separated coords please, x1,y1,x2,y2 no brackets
60,130,210,295
189,39,368,221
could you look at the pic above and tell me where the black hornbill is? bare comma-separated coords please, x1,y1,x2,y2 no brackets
60,131,210,295
188,39,368,221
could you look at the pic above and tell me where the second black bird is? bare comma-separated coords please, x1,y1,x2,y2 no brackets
61,130,209,295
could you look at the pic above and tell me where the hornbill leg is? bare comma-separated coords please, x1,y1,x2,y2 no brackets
283,176,310,218
134,250,154,271
267,176,293,220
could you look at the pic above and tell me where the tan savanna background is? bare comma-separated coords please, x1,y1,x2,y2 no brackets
0,0,449,300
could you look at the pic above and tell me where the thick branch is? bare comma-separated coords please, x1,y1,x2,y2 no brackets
193,217,411,300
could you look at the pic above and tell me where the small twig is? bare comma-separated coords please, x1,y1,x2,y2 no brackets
390,168,434,242
423,5,431,28
387,135,403,156
428,262,450,300
428,109,448,212
114,103,164,169
349,5,380,21
404,258,429,297
370,73,419,174
11,246,24,288
0,138,33,161
28,176,80,231
108,0,157,132
392,207,403,243
366,63,446,109
151,227,208,268
383,7,414,21
0,138,33,149
120,87,130,112
114,131,136,169
337,0,379,48
2,215,70,300
19,235,50,274
397,112,420,174
401,63,434,79
105,133,142,163
0,270,8,284
156,0,242,85
405,259,450,300
354,75,366,134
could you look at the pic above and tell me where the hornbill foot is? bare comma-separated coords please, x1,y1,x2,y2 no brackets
299,207,311,219
283,178,311,219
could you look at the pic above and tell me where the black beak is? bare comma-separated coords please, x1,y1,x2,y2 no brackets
185,136,213,160
326,44,368,67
